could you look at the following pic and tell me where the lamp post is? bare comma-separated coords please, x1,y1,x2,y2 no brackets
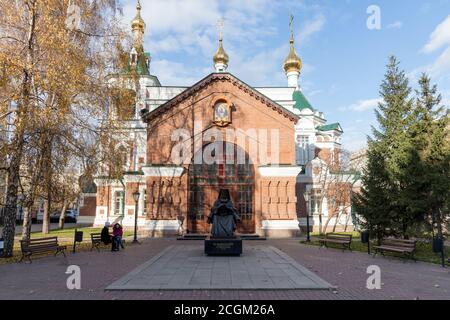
132,191,140,244
303,190,311,242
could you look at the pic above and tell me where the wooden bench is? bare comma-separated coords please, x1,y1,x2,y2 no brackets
90,233,125,251
90,233,107,252
20,237,66,263
373,238,417,260
318,233,352,251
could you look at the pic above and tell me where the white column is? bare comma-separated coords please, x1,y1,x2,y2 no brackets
286,70,299,88
215,62,227,73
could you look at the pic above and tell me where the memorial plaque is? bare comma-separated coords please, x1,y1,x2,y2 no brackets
205,238,242,256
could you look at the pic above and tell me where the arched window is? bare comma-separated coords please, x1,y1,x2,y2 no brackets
296,135,310,165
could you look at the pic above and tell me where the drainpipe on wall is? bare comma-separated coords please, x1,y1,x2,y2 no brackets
120,178,125,223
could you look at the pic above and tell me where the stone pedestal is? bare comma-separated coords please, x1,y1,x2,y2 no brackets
204,237,242,256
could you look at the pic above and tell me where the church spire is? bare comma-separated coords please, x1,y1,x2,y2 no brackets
283,15,302,88
128,0,150,76
213,19,229,72
131,0,145,50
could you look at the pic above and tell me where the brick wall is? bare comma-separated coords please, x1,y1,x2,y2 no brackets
79,195,96,217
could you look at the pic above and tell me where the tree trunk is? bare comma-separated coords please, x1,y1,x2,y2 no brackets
317,193,325,235
0,0,37,258
435,208,443,241
1,156,21,257
1,123,25,257
332,212,339,232
58,201,68,229
343,211,351,232
21,205,33,241
323,214,333,234
42,197,51,234
402,222,408,240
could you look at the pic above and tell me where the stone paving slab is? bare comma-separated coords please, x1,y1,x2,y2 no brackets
106,245,333,290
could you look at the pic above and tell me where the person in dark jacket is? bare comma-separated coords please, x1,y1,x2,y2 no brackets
101,222,116,251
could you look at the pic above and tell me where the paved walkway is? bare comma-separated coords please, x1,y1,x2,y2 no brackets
107,245,332,290
0,238,449,300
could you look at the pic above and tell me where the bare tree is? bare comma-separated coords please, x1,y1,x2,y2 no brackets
309,149,361,234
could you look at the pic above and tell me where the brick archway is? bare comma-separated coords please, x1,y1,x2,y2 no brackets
187,142,255,234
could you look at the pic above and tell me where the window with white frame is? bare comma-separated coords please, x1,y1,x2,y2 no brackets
309,190,322,215
296,135,310,165
113,191,124,215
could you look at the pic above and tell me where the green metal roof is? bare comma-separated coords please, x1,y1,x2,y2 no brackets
123,170,145,175
316,123,343,132
119,49,150,76
293,90,314,112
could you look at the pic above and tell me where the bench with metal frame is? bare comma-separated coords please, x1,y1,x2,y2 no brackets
318,233,353,251
91,233,125,251
373,238,417,260
20,237,66,263
90,233,106,252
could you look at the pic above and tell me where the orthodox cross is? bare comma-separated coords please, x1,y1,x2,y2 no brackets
289,14,294,39
217,18,225,40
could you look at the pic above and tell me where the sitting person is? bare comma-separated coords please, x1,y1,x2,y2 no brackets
101,222,112,245
207,189,241,238
112,223,124,251
101,222,117,251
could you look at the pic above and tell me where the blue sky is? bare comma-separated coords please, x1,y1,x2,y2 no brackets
120,0,450,151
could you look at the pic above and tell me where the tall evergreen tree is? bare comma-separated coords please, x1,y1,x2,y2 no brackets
409,74,450,239
354,56,415,238
353,146,393,241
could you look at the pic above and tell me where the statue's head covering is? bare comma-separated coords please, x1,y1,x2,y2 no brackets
218,189,231,202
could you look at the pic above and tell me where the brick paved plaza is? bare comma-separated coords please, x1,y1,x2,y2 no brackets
106,245,332,290
1,238,449,300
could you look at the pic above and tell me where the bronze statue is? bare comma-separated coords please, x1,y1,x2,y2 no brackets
207,189,241,238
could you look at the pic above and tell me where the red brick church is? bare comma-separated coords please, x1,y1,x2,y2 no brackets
78,1,351,237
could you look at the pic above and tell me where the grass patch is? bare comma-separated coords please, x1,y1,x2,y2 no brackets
0,242,97,265
0,227,135,265
301,237,450,266
29,226,134,239
310,231,360,237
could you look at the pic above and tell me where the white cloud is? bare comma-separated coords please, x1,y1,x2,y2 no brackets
347,98,381,112
387,21,403,29
119,0,323,87
414,15,450,79
341,127,368,151
299,14,326,42
428,46,450,78
422,15,450,53
123,0,220,35
442,90,450,107
229,44,287,86
151,59,201,86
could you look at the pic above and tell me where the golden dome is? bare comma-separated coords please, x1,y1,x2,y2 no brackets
283,38,302,73
213,38,229,66
283,15,302,74
131,0,145,32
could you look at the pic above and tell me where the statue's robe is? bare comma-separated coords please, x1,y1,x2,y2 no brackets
207,199,241,238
